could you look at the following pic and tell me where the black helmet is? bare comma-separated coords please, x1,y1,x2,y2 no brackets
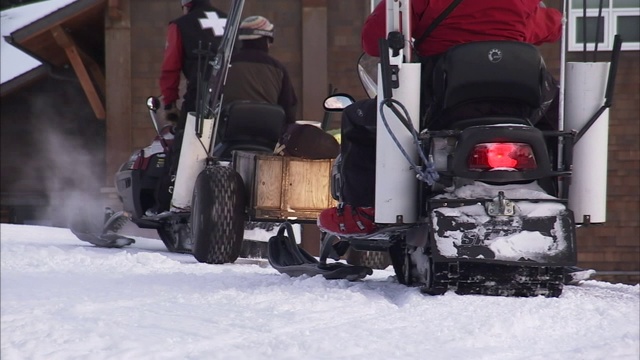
238,16,274,42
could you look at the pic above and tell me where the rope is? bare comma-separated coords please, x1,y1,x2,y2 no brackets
378,99,439,185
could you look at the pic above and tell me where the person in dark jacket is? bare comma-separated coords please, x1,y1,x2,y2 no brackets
317,0,563,236
222,15,298,126
149,0,226,216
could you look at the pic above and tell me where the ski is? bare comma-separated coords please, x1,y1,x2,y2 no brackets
195,0,245,148
70,209,134,248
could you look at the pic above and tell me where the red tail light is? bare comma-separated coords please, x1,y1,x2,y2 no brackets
468,143,537,171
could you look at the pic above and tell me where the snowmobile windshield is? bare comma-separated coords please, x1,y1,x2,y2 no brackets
357,52,378,99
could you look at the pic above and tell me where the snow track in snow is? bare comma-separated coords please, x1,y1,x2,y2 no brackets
1,224,638,360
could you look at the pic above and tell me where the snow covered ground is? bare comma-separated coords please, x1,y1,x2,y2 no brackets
1,223,638,360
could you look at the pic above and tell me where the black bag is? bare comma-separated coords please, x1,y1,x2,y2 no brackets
274,124,340,160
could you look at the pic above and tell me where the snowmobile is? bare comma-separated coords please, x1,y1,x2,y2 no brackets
70,94,287,253
71,0,326,263
71,0,275,262
265,0,620,297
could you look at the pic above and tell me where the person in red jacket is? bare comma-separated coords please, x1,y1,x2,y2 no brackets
149,0,227,216
361,0,562,58
159,0,227,128
317,0,563,236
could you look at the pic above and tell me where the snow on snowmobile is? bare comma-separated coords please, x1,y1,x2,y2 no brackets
265,0,619,297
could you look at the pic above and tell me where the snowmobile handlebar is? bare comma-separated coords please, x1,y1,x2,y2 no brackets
145,96,171,152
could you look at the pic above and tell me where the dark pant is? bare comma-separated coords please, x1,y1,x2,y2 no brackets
339,58,438,208
340,98,378,207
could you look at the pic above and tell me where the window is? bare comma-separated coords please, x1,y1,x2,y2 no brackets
569,0,640,51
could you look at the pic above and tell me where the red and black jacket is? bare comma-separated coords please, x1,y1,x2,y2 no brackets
159,2,227,112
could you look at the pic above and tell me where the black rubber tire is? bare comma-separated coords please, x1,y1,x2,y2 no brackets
346,249,392,270
191,166,246,264
388,242,408,284
401,248,413,286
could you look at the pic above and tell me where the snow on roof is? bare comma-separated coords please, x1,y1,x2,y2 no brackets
0,0,79,85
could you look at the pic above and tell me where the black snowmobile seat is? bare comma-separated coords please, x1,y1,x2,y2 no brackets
432,41,546,114
220,100,286,142
214,101,286,159
448,116,531,130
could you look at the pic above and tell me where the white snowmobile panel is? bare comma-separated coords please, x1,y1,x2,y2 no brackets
565,62,610,224
171,113,214,211
375,63,421,224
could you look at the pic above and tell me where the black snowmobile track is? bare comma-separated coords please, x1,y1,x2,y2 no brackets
267,222,372,281
422,262,565,297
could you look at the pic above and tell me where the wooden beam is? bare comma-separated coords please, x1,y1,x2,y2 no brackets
108,0,122,21
301,2,328,121
105,0,132,186
50,24,106,119
302,0,327,7
79,50,106,97
300,0,328,255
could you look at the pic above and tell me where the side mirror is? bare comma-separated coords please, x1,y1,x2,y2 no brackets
146,96,161,136
146,96,161,112
323,94,355,112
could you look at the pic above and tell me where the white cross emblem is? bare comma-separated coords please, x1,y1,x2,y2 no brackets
199,11,226,36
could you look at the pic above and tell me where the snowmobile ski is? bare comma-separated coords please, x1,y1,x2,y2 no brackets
71,229,135,248
70,209,134,248
267,222,373,281
103,209,131,233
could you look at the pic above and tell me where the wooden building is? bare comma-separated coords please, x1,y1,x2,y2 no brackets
0,0,638,283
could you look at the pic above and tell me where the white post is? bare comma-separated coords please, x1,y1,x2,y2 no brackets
171,112,214,211
374,0,420,224
558,0,568,131
564,62,610,224
401,0,412,63
375,64,421,224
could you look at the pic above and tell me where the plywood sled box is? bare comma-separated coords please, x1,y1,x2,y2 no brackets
232,151,337,221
